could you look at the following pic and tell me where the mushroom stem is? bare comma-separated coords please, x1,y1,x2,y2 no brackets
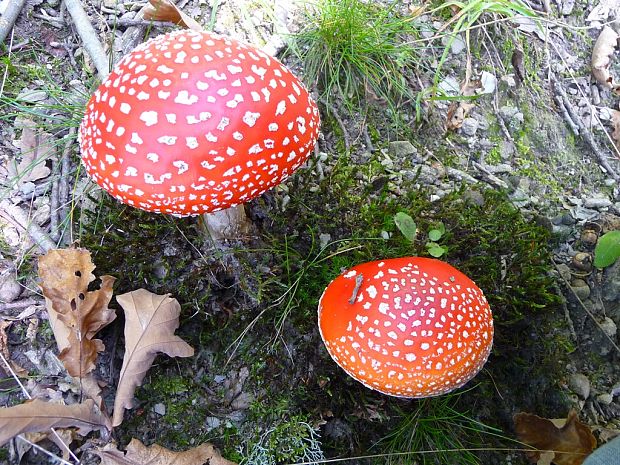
199,205,252,244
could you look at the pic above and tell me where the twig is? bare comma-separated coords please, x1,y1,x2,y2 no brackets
64,0,110,80
50,168,60,242
0,298,43,312
0,28,14,98
31,12,64,29
0,200,56,253
0,0,27,45
551,77,620,183
59,128,75,245
320,99,351,153
106,18,176,28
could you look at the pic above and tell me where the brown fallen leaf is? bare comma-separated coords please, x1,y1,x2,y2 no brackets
38,248,117,378
0,399,111,447
143,0,203,31
611,109,620,149
113,290,194,427
23,428,79,460
5,118,53,188
591,26,620,95
446,78,481,131
97,438,237,465
514,410,597,465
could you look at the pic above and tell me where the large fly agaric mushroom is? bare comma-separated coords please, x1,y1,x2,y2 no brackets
78,29,320,229
318,257,493,398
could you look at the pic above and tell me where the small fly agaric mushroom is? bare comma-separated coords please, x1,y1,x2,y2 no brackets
318,257,493,398
78,29,320,224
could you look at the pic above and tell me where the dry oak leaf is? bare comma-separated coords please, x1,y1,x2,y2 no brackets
5,118,53,187
591,26,620,95
446,78,481,131
143,0,203,31
38,248,117,378
611,109,620,149
0,399,111,447
97,438,237,465
113,290,194,427
514,410,597,465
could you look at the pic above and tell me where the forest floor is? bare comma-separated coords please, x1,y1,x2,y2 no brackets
0,0,620,464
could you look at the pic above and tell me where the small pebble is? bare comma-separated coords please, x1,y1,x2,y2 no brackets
568,373,590,399
153,403,166,416
460,118,479,137
596,393,613,405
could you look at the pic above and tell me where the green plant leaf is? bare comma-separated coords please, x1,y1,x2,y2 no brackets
427,242,447,258
394,212,417,242
428,229,443,242
594,231,620,268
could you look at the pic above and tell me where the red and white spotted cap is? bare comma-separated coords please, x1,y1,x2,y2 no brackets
318,257,493,398
78,29,320,216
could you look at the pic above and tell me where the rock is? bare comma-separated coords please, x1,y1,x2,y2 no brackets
571,206,599,221
16,89,48,103
600,317,617,338
0,261,22,303
568,373,590,399
460,118,479,136
205,416,221,431
499,105,519,121
388,141,417,159
319,233,331,249
561,0,575,15
480,71,497,94
596,393,613,405
570,279,590,300
555,263,572,282
153,403,166,416
449,34,466,54
583,196,612,209
438,76,460,96
602,260,620,304
462,190,485,207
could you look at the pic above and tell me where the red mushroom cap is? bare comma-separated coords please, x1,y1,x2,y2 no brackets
318,257,493,398
78,29,320,216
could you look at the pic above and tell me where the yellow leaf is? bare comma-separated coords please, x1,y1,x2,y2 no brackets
514,410,597,465
38,248,117,378
112,290,194,427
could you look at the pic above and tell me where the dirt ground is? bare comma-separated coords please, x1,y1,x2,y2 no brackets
1,0,620,464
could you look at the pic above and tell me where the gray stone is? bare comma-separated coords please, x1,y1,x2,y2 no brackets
480,71,497,95
570,279,590,300
319,233,331,250
205,416,221,431
499,105,519,121
568,373,591,399
388,141,417,159
460,118,479,136
602,260,620,304
153,403,166,416
438,76,460,96
0,262,22,303
449,34,466,54
583,196,612,209
556,263,572,282
16,89,48,103
596,393,613,405
561,0,575,15
600,317,617,338
571,206,598,221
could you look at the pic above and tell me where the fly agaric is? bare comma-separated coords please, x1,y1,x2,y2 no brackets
318,257,493,398
78,29,320,218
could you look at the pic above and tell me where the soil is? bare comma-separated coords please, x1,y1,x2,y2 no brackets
0,1,620,465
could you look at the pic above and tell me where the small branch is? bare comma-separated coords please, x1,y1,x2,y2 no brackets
59,128,75,245
0,200,56,253
320,99,351,153
0,0,27,46
0,298,44,312
64,0,110,80
50,168,60,242
551,77,620,183
105,18,176,28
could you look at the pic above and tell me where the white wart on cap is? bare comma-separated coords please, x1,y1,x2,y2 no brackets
79,29,320,216
318,257,493,398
